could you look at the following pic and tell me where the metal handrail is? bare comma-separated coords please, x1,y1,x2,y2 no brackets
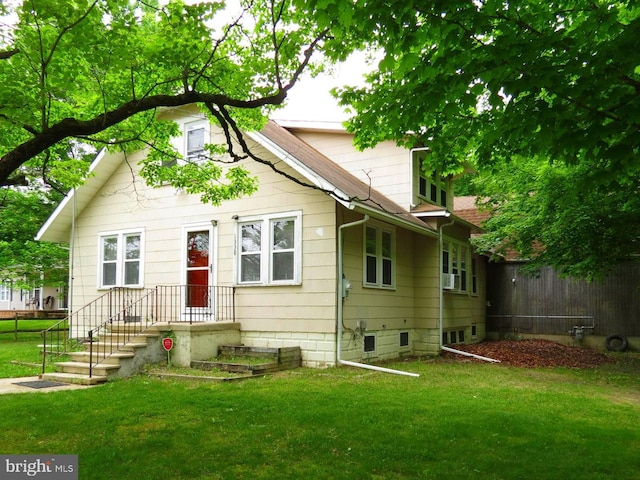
41,288,119,375
87,288,157,378
42,285,236,377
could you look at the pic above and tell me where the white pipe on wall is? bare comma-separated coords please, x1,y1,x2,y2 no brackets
337,214,419,378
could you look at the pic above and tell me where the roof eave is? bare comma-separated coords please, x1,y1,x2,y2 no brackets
351,201,439,238
247,130,352,208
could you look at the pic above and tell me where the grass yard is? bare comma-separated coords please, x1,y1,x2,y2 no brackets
0,352,639,480
0,319,69,377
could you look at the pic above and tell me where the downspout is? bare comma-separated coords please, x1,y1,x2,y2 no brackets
438,215,500,364
68,189,76,333
337,214,419,378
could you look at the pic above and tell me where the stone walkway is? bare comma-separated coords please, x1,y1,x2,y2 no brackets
0,376,97,395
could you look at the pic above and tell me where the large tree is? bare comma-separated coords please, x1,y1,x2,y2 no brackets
307,0,640,280
0,0,331,199
0,187,68,289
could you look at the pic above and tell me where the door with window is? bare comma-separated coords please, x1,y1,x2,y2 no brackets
183,225,215,320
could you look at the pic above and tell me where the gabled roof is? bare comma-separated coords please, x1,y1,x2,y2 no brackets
251,121,437,237
37,119,438,244
36,148,123,243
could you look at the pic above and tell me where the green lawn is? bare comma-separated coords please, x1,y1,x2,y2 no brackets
0,319,67,377
0,351,639,480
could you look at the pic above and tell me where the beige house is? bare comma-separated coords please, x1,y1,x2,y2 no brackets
36,111,486,368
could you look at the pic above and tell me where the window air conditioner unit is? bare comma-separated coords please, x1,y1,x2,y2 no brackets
442,273,456,290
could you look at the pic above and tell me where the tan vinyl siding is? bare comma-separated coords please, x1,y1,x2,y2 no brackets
293,130,412,208
70,132,338,335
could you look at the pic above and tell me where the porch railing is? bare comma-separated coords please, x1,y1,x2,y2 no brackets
41,285,235,376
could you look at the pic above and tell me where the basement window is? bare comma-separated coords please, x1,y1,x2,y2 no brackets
400,331,409,347
364,335,376,353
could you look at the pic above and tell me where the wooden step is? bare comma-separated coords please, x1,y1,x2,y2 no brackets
42,372,107,385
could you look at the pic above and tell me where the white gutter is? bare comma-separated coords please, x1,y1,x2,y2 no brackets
438,215,500,364
337,215,420,378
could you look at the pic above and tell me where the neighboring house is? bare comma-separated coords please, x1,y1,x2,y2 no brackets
36,110,487,368
0,280,65,311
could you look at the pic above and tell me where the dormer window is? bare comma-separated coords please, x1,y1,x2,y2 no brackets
418,171,448,208
413,150,449,208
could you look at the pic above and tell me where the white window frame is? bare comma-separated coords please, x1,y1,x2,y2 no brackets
0,283,10,302
184,119,210,163
442,238,469,293
97,229,145,289
471,257,478,295
235,211,302,286
413,152,449,208
363,223,395,289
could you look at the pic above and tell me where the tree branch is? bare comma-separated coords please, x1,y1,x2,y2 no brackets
0,49,19,60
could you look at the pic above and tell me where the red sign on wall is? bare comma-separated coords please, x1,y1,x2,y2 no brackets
162,337,174,351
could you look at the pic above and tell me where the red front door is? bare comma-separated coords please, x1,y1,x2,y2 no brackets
184,227,212,313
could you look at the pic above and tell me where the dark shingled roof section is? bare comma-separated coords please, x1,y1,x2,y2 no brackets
260,120,436,233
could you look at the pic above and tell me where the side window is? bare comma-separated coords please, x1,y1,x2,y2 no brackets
442,238,470,293
363,224,395,289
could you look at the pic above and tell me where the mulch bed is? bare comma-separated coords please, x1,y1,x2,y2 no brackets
441,339,616,368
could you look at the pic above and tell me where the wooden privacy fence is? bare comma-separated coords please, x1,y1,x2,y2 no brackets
486,262,640,338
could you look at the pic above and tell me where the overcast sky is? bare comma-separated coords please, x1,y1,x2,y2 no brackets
273,51,374,123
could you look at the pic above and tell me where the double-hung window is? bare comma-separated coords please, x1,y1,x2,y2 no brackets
364,224,395,289
98,229,144,288
237,211,302,285
442,239,468,292
184,120,209,163
0,283,10,302
413,151,449,208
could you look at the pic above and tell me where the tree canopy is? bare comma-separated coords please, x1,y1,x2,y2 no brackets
309,0,640,280
0,187,68,288
0,0,330,199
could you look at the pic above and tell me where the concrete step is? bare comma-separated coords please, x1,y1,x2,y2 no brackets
69,350,135,365
55,361,120,377
97,333,158,344
84,341,149,353
42,372,107,385
107,322,153,334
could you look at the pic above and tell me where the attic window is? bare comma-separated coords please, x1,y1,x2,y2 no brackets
184,120,208,162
